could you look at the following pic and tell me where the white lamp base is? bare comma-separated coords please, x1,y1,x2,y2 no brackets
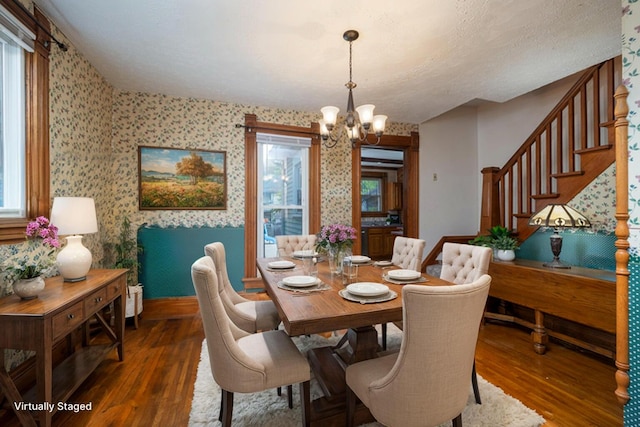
57,235,92,282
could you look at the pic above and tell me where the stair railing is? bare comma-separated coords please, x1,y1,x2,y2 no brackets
481,57,621,240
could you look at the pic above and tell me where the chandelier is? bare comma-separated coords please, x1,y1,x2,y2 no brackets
319,30,387,148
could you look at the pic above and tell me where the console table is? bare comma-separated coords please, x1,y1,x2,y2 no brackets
486,259,615,357
0,269,127,427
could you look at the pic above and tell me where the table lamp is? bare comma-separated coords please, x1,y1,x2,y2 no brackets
50,197,98,281
528,203,590,269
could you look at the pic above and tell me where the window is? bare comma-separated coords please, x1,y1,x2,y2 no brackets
361,173,386,214
0,1,51,243
257,133,310,257
0,26,28,217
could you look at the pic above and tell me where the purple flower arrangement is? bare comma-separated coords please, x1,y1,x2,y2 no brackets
315,223,357,253
2,216,60,282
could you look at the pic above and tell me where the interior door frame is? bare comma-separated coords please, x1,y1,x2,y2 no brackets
351,131,420,255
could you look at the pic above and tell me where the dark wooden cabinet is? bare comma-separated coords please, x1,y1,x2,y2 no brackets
364,227,399,259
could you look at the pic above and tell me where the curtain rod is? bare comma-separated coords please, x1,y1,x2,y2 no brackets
235,124,320,139
11,0,67,51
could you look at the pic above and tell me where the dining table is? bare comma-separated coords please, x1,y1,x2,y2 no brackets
256,255,453,427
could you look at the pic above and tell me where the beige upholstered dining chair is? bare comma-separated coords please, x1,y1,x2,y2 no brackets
191,256,311,427
276,235,317,257
440,242,492,404
204,242,280,333
440,242,492,284
390,236,426,271
382,236,426,349
346,275,492,427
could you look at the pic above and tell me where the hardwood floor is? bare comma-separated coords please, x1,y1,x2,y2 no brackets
0,297,622,427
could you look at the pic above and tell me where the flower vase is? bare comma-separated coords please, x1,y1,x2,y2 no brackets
12,276,45,300
328,246,344,274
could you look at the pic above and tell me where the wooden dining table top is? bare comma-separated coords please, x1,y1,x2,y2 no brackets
256,256,452,336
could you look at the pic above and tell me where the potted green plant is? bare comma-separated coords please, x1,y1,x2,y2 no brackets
113,216,143,325
492,234,519,261
469,225,518,261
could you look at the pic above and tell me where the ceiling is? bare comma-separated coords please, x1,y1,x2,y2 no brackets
33,0,621,125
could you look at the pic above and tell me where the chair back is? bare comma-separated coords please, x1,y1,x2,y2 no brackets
440,242,492,284
275,235,317,257
191,256,266,392
391,236,426,271
367,275,491,426
204,241,246,302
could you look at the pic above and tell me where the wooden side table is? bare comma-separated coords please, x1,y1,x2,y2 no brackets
0,269,127,427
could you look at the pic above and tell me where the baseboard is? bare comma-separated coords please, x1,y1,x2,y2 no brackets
143,296,200,319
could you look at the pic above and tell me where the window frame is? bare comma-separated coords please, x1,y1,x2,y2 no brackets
0,1,51,244
243,114,321,286
360,172,387,215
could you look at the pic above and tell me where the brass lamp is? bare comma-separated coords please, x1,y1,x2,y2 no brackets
528,204,590,269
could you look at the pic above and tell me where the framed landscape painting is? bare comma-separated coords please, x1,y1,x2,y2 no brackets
138,146,227,210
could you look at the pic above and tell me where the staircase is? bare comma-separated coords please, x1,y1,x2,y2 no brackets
480,56,622,242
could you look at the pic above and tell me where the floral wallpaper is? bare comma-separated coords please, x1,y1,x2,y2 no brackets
569,163,616,234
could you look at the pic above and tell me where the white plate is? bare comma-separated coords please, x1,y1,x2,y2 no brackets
346,282,389,297
292,250,318,258
374,260,394,267
387,269,422,281
350,255,371,264
282,275,318,287
268,260,296,269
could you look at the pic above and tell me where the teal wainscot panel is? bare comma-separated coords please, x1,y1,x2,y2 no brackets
137,225,245,299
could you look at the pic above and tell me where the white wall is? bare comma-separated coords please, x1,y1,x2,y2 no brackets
419,106,478,252
476,72,579,169
418,72,580,254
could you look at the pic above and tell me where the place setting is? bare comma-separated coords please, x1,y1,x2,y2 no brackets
277,275,331,294
348,255,372,265
382,269,428,285
266,259,297,272
339,282,397,304
291,249,319,260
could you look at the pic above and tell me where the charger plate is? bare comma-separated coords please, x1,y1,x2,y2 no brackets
339,289,397,304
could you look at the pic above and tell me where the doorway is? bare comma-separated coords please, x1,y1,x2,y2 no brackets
351,131,420,255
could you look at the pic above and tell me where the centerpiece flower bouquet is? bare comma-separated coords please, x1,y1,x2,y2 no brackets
315,224,357,274
315,223,357,254
2,216,60,283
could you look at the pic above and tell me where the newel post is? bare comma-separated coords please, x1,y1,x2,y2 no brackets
613,85,630,406
480,167,501,233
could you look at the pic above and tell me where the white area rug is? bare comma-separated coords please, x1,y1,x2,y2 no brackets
188,325,545,427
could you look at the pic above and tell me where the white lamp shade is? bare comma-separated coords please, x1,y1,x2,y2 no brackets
320,106,340,126
50,197,98,235
355,104,375,125
318,119,329,137
372,115,387,133
346,124,360,141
